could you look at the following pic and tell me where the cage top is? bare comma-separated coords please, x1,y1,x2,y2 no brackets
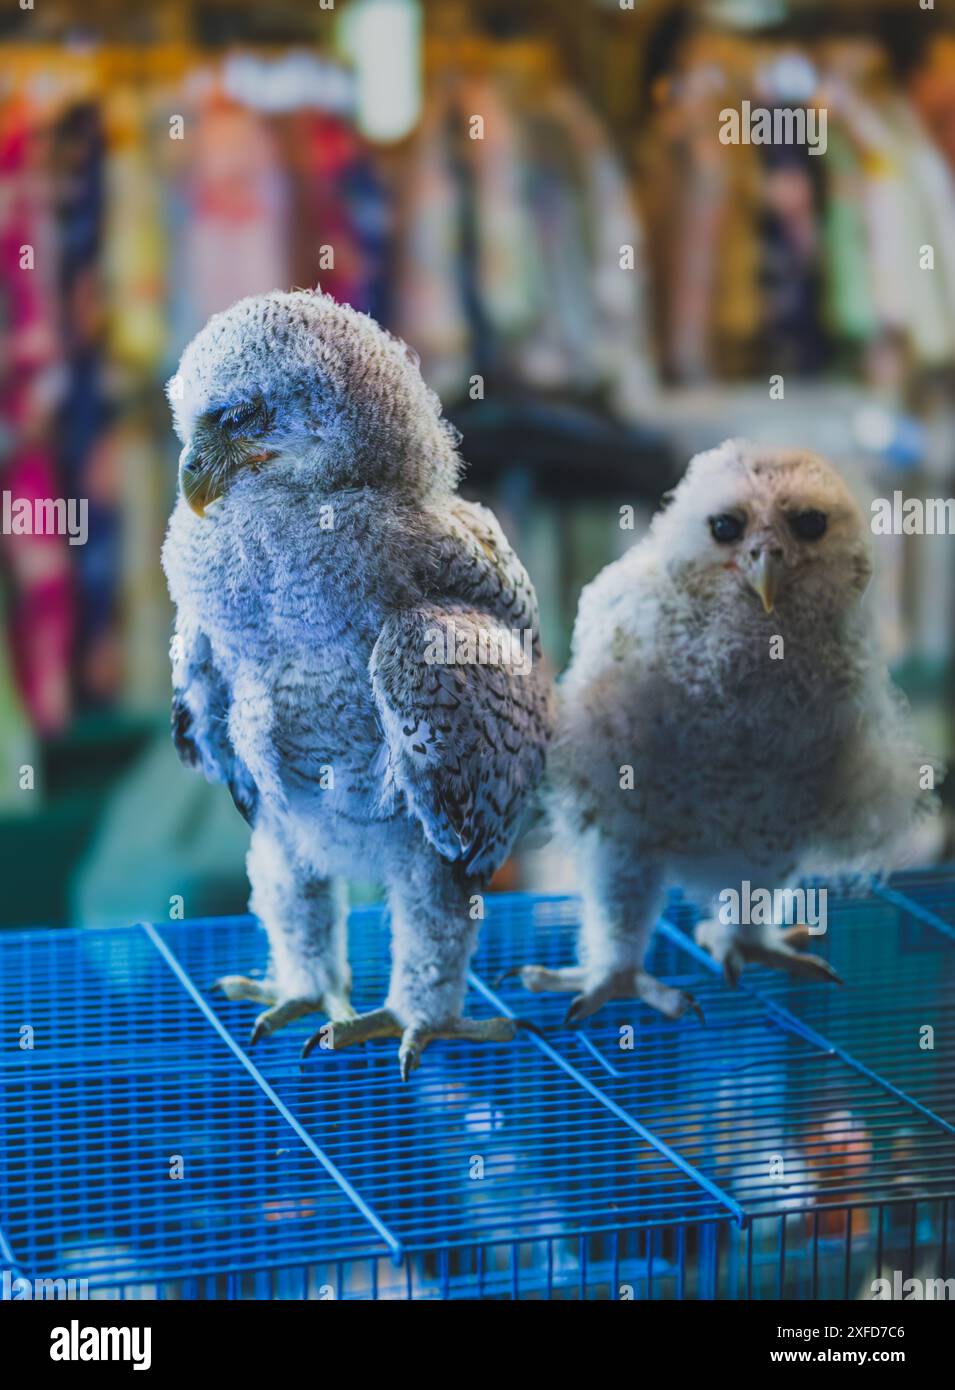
1,873,954,1289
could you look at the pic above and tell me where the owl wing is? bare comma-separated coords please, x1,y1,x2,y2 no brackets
370,503,553,877
435,499,543,634
171,624,259,825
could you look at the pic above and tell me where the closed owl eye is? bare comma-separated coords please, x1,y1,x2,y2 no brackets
220,400,269,435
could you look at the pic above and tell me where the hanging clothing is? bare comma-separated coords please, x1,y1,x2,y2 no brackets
393,83,472,401
102,87,167,370
0,97,74,732
281,109,390,318
393,65,657,408
167,98,291,353
52,100,119,710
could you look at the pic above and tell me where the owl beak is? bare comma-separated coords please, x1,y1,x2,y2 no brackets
179,449,220,518
746,545,784,614
179,446,277,517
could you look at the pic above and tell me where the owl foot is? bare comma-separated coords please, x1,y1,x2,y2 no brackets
500,964,703,1025
213,975,356,1045
300,1007,530,1081
695,922,843,988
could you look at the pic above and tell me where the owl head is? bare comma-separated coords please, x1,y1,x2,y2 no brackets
651,439,873,615
167,290,461,516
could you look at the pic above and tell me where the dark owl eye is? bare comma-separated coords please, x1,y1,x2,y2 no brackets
221,400,268,434
709,513,744,544
789,509,827,541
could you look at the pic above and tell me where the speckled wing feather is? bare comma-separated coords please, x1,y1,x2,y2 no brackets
171,627,259,826
370,502,553,878
437,501,542,634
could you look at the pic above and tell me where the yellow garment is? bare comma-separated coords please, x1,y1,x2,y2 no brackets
103,88,167,369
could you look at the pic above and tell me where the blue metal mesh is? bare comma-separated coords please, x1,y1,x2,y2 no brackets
1,871,953,1299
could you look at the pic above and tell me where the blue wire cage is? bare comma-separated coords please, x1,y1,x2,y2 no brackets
1,870,954,1300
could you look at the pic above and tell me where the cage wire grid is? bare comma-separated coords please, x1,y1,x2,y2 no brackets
1,871,954,1300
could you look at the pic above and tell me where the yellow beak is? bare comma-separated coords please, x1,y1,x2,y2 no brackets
179,455,221,518
179,448,277,517
749,548,784,614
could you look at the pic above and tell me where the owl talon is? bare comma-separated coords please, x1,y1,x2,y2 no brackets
503,964,586,994
697,921,843,987
722,949,745,989
398,1029,426,1082
302,1008,403,1059
507,963,700,1025
214,975,275,1005
742,944,843,986
301,1009,523,1075
565,991,607,1026
397,1016,522,1079
684,994,706,1024
215,977,355,1044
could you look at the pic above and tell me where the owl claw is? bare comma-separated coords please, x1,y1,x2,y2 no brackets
503,964,587,995
564,993,602,1027
397,1018,524,1080
398,1029,426,1082
566,972,700,1025
301,1008,401,1059
506,963,701,1025
697,921,843,987
300,1009,525,1076
722,949,745,989
214,977,355,1045
685,994,706,1024
512,1016,546,1040
214,975,275,1005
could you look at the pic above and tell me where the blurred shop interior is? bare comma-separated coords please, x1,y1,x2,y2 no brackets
2,0,955,925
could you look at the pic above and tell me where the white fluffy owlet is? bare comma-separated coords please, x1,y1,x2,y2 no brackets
511,438,939,1022
162,290,555,1077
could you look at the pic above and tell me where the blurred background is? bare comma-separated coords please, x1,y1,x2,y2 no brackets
2,0,954,927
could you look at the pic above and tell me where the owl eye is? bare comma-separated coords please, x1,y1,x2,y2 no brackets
709,513,745,544
221,400,268,435
789,509,827,541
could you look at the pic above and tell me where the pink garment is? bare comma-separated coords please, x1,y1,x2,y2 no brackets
181,101,290,335
286,112,366,306
3,449,74,733
0,103,73,733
